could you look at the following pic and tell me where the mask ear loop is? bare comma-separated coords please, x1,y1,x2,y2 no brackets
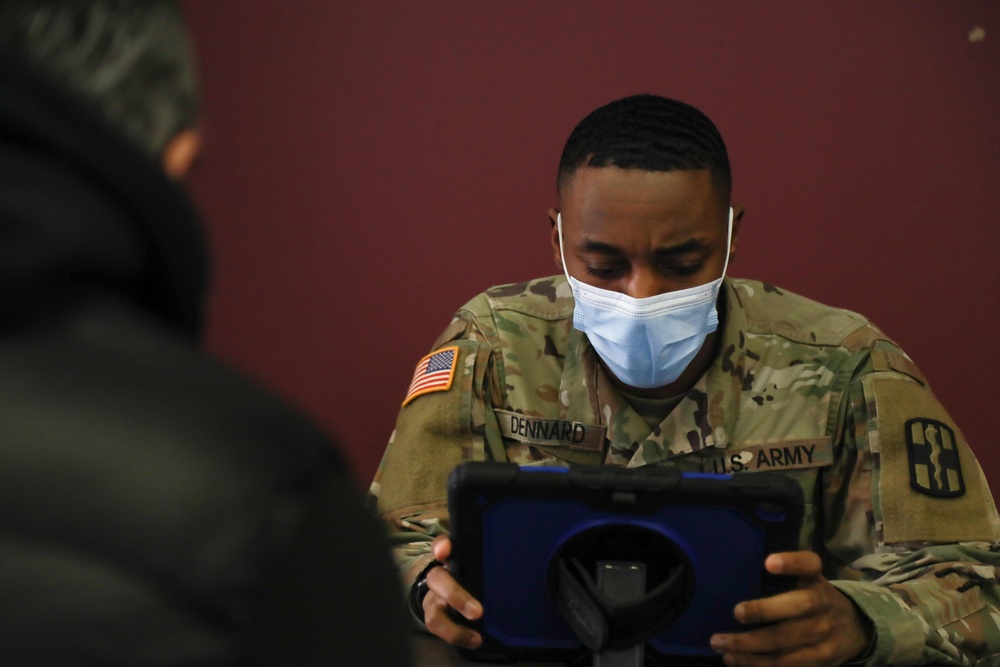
719,207,734,280
557,213,573,284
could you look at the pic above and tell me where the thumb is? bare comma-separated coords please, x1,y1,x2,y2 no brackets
432,536,453,561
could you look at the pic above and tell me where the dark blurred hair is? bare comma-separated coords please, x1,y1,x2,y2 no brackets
0,0,199,157
557,94,731,204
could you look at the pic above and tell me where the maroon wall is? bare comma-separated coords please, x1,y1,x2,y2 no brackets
182,2,1000,496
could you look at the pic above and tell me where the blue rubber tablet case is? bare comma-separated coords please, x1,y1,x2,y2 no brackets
446,462,804,665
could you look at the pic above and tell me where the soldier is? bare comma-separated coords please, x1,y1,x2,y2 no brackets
371,93,1000,665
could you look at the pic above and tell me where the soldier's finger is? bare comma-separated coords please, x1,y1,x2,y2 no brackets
764,551,822,578
432,535,452,561
423,590,482,649
710,618,815,656
426,563,483,620
735,587,821,624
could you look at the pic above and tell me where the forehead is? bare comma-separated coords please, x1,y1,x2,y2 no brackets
559,167,723,240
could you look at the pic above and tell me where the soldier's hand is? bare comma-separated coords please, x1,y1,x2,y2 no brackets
422,536,484,649
708,551,872,667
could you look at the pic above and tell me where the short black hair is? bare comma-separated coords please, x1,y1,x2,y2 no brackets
557,94,731,204
0,0,198,157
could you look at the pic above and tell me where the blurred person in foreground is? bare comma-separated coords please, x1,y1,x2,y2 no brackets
0,1,411,664
371,93,1000,666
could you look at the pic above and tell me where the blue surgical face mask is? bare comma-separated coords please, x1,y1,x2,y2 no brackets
557,208,734,389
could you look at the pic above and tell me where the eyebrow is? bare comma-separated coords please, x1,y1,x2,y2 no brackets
579,238,712,256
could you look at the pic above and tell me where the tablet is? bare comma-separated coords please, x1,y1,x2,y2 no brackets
446,461,804,665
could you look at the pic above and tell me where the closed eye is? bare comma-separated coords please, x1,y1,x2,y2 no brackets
660,261,704,277
585,264,627,279
654,240,711,278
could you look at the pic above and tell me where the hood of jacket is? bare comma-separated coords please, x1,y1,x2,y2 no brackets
0,52,208,337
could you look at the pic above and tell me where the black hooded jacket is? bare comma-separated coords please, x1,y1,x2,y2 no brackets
0,54,411,665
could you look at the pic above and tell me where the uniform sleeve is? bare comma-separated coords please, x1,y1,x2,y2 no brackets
822,340,1000,665
367,311,507,610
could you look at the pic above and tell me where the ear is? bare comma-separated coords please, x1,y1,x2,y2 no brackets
161,129,202,180
547,207,564,270
728,204,746,264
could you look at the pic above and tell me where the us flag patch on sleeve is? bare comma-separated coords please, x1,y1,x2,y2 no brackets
401,346,459,407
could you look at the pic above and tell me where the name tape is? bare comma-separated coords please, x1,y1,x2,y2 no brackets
496,409,606,452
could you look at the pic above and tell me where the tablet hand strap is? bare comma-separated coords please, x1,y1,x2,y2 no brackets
555,556,687,651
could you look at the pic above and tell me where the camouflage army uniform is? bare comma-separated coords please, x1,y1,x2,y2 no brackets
371,275,1000,666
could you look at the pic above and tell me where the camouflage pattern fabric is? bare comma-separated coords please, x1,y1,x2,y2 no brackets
371,276,1000,665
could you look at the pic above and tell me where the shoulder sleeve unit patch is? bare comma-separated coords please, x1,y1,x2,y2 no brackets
905,418,964,498
867,376,1000,543
402,346,459,407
